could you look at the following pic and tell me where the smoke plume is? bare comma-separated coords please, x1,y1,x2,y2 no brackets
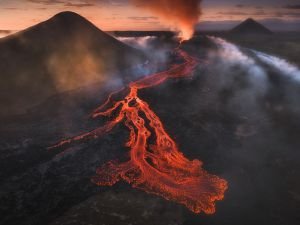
130,0,202,40
116,36,157,49
253,50,300,83
115,35,175,83
206,37,268,116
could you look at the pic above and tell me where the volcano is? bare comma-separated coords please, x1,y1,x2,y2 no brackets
231,18,273,35
0,11,146,116
1,11,300,225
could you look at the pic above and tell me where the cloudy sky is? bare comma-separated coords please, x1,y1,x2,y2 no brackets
0,0,300,35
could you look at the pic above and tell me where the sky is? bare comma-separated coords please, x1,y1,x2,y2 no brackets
0,0,300,37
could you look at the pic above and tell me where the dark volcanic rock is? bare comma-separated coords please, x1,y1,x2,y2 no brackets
0,35,299,225
50,191,183,225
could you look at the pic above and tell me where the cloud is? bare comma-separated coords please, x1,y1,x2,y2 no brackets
283,4,300,9
217,10,266,16
27,0,65,4
4,8,19,10
127,16,158,21
235,4,245,8
235,4,263,9
216,9,300,20
64,2,94,7
26,0,130,8
274,11,300,18
217,11,249,16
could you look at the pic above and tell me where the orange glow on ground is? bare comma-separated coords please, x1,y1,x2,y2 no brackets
50,49,227,214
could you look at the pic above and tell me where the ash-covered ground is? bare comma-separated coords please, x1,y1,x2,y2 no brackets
0,35,300,225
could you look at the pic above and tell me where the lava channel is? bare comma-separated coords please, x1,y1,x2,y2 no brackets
49,49,228,214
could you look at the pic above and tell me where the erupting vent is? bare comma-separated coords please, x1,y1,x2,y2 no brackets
50,49,227,214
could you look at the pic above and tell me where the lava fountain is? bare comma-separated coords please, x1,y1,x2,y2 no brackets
50,49,228,214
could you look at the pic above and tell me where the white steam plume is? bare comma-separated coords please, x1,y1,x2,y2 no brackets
253,50,300,83
208,36,268,92
116,36,157,49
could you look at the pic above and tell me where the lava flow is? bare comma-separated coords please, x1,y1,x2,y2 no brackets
50,49,228,214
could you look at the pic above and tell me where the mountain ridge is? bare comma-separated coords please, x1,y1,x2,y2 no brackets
230,18,273,35
0,11,146,116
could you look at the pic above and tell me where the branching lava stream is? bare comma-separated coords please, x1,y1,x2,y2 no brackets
50,49,228,214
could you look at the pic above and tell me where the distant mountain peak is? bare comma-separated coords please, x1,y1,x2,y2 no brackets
9,10,110,47
43,10,97,30
244,18,256,23
51,11,87,22
231,18,273,35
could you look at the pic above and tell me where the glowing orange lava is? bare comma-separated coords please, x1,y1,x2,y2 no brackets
50,49,227,214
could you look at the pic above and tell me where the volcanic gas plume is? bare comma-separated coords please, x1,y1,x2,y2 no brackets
50,49,227,214
130,0,202,40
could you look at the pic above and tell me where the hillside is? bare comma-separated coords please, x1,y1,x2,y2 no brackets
0,11,146,116
230,18,273,35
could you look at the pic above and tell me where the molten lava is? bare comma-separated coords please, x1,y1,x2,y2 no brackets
50,49,227,214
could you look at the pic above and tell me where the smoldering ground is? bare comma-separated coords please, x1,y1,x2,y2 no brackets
0,35,299,225
99,34,300,224
137,36,300,224
186,36,299,224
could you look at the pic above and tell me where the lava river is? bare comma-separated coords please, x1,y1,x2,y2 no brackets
50,49,228,214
